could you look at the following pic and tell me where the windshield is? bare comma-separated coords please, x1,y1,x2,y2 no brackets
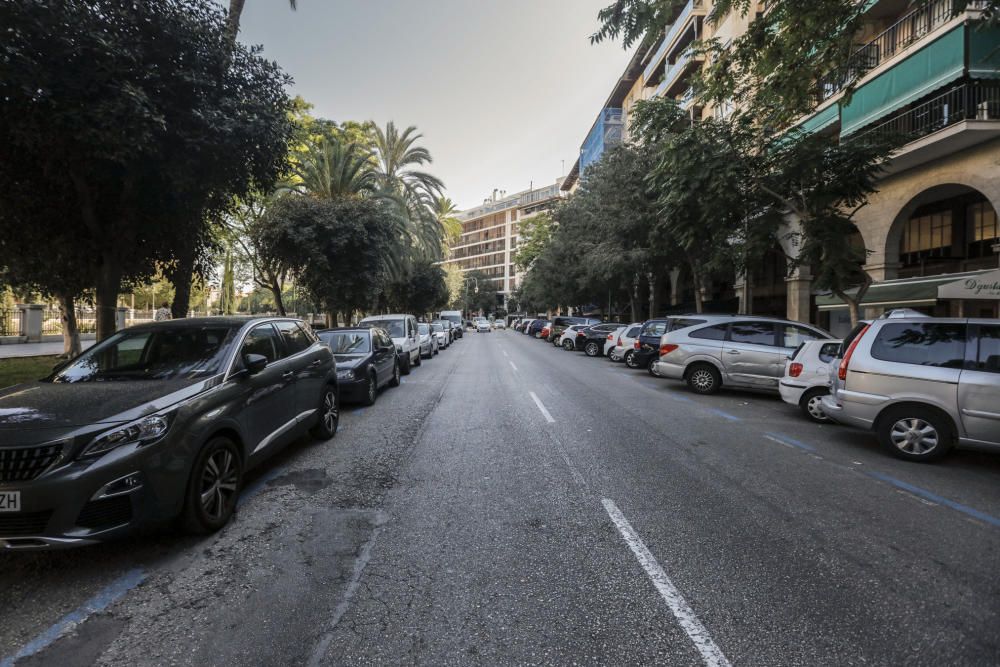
365,319,404,338
319,331,371,354
442,315,461,324
432,323,444,332
50,326,237,383
418,324,430,335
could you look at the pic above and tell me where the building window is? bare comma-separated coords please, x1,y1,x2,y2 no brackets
969,201,999,258
901,210,952,260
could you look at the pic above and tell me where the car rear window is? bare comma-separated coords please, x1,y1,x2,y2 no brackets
626,327,641,338
668,318,706,331
819,342,840,363
870,322,967,368
641,321,667,337
975,324,1000,373
690,324,728,341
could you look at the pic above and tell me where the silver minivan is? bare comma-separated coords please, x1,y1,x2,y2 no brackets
653,315,834,394
821,317,1000,462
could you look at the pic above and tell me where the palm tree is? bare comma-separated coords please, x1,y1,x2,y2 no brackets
227,0,297,44
434,196,463,249
286,137,378,200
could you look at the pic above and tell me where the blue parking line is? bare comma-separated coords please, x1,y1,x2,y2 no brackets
2,567,146,667
865,471,1000,529
764,433,817,452
707,408,741,422
351,407,367,415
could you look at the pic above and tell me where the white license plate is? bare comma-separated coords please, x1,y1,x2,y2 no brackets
0,492,21,512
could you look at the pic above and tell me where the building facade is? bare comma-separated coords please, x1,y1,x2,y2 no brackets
564,0,1000,334
440,180,564,310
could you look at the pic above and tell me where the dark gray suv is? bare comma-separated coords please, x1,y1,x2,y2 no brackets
0,317,338,550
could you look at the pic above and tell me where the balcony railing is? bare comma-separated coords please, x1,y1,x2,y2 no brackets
819,0,986,101
847,82,1000,145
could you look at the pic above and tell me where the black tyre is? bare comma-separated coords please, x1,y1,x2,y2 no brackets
584,341,600,357
624,350,639,369
388,359,401,387
401,354,412,375
876,406,953,462
310,386,339,440
562,339,574,351
181,436,242,535
685,363,721,395
647,356,662,377
414,351,422,367
361,370,377,406
798,388,830,423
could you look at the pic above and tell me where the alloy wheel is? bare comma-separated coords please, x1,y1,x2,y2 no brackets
200,449,239,522
689,369,715,392
322,390,338,432
367,375,376,403
624,351,638,368
889,418,939,455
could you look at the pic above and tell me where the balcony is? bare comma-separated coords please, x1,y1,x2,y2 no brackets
654,49,703,99
642,0,706,85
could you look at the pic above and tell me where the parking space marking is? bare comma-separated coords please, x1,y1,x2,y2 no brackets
509,361,518,372
602,499,731,667
707,408,741,422
1,568,147,667
238,466,288,508
764,433,817,452
529,391,556,423
865,471,1000,529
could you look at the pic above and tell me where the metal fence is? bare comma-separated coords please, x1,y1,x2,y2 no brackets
847,82,1000,145
0,309,19,337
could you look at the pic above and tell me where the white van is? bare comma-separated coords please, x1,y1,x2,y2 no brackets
359,314,421,374
439,310,464,339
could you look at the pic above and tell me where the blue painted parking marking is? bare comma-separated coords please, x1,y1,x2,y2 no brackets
237,466,287,508
1,568,146,667
865,471,1000,529
707,408,741,422
764,433,817,452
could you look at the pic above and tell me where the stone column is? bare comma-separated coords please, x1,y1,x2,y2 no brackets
116,307,128,331
785,266,813,324
734,272,748,314
17,304,45,343
669,267,682,307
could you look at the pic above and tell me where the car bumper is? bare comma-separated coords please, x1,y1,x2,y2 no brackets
652,359,685,380
778,380,807,407
337,376,371,402
819,394,872,429
0,433,195,550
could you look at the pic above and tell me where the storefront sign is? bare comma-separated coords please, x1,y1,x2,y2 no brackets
938,269,1000,300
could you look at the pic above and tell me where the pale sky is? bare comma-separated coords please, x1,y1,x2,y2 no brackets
230,0,634,210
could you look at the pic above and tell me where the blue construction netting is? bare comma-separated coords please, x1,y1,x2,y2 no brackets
580,108,623,174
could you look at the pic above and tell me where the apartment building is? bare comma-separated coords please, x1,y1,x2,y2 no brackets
564,0,1000,334
441,181,564,309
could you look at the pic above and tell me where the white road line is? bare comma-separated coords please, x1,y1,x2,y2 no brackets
502,349,509,357
509,360,518,371
529,391,555,423
602,499,731,667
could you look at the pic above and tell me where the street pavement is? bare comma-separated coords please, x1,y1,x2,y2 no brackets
2,330,998,666
0,340,95,359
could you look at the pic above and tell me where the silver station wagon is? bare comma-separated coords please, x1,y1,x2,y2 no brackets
821,316,1000,462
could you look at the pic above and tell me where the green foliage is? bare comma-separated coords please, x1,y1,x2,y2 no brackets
461,270,500,315
385,261,450,316
591,0,684,48
514,213,555,271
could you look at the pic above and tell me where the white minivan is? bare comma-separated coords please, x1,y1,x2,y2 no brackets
360,314,421,374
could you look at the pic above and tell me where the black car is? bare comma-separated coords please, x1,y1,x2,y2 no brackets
0,317,338,549
577,323,624,356
317,327,400,405
627,316,709,371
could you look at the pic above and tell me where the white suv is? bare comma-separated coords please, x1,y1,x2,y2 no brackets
360,314,421,374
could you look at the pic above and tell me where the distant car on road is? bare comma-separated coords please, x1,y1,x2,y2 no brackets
494,320,506,330
779,339,842,422
0,317,338,549
359,314,421,374
318,327,400,406
430,321,451,348
439,311,464,339
475,318,491,333
527,319,550,338
417,323,439,359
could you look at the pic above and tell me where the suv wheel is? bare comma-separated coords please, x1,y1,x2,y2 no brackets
388,359,401,387
624,350,639,368
310,386,339,440
799,388,830,423
562,339,574,351
584,341,600,357
686,363,721,395
877,406,953,462
181,436,242,534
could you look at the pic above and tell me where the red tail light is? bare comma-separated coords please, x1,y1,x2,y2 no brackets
659,343,678,356
633,340,641,349
607,334,613,340
789,362,803,378
839,324,870,381
617,336,623,346
577,331,586,337
541,327,550,337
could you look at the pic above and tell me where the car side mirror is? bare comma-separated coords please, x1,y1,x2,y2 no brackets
245,353,268,375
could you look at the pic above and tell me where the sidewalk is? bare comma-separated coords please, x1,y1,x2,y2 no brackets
0,340,95,359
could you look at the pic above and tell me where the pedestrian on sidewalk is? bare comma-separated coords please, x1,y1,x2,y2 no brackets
154,302,172,322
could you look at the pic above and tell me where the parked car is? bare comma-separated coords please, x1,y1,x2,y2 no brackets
439,311,464,338
0,317,338,549
520,319,536,334
431,321,451,348
778,339,842,422
494,320,507,330
359,314,421,374
610,323,643,362
527,319,550,338
318,327,400,406
417,323,439,358
821,316,1000,462
475,318,491,333
653,316,834,393
547,316,599,344
578,323,624,357
558,324,593,350
625,317,713,372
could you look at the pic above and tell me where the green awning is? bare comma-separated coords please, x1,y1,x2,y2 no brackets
816,271,995,311
841,25,966,136
969,25,1000,79
796,102,840,134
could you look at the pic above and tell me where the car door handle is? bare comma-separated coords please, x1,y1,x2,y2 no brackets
282,371,295,380
308,360,322,368
727,350,741,355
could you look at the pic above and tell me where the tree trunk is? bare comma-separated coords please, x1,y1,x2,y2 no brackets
226,0,246,44
270,278,286,316
689,261,704,314
647,272,657,319
95,256,122,341
170,252,195,319
59,293,82,358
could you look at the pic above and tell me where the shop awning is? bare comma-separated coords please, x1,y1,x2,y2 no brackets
817,270,997,311
795,102,840,135
840,24,966,136
938,268,1000,299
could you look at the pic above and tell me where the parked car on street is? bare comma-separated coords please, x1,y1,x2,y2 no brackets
318,327,400,406
610,323,643,362
417,323,439,358
0,317,338,549
439,311,464,338
520,319,536,334
653,316,834,393
821,316,1000,462
527,319,550,338
359,314,421,374
547,316,599,344
558,324,593,350
778,339,842,422
579,323,624,357
431,321,451,348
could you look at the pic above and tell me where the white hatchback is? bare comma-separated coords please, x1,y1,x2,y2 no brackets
779,339,842,422
609,323,643,362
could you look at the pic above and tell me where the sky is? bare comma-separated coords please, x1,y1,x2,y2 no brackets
230,0,634,210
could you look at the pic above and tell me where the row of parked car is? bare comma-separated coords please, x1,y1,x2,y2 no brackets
0,312,466,549
512,311,1000,464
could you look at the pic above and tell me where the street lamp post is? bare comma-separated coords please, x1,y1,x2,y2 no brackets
463,277,479,319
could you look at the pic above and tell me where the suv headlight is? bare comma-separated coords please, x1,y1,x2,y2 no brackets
336,368,355,380
82,414,172,459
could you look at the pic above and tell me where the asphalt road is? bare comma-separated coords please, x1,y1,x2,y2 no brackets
2,330,998,666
